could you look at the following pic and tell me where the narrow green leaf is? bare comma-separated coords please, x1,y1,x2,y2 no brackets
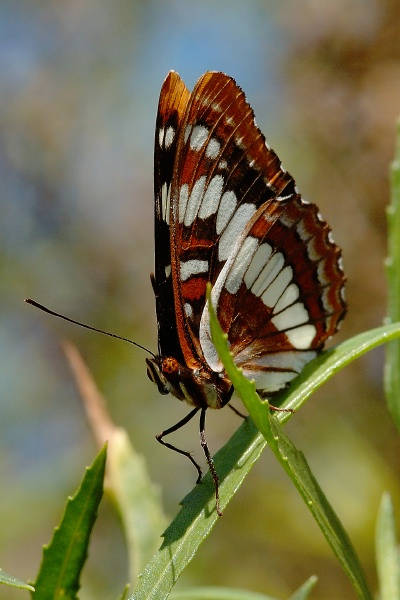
169,578,318,600
288,576,318,600
106,428,168,580
117,583,131,600
266,418,372,600
132,417,264,600
385,119,400,431
0,568,35,591
32,445,107,600
376,493,400,600
170,587,279,599
208,288,373,600
132,289,400,600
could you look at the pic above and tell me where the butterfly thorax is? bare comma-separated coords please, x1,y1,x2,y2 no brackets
146,355,233,409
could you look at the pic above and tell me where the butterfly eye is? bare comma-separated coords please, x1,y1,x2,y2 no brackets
146,357,170,395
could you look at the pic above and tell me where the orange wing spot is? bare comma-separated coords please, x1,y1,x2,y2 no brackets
182,276,207,301
181,235,215,250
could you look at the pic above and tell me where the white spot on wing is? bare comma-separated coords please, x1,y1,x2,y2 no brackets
237,350,316,372
235,135,244,148
274,283,299,313
218,203,257,261
251,252,285,297
296,220,311,243
184,176,206,226
243,369,298,392
215,190,237,234
205,138,221,159
285,324,317,349
179,184,189,223
158,127,165,147
244,243,272,288
317,260,329,287
161,183,171,224
261,265,293,308
305,236,320,262
165,264,171,278
199,324,223,374
211,102,222,112
272,302,309,331
225,237,258,294
164,126,175,148
184,302,193,318
199,175,224,219
190,125,209,151
180,259,209,281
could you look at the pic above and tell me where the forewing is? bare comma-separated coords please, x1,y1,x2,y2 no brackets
169,71,297,363
153,71,190,360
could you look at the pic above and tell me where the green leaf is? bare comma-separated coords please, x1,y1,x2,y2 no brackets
106,427,168,581
376,493,400,600
117,583,131,600
32,445,107,600
0,567,35,591
168,577,318,600
170,587,279,599
288,576,318,600
385,119,400,432
208,287,373,600
131,417,264,600
132,290,400,600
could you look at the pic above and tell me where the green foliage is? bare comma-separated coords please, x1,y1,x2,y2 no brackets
288,577,318,600
170,586,304,599
166,576,317,600
132,417,263,600
385,119,400,432
207,285,374,600
130,313,400,600
3,121,400,600
0,568,34,592
31,445,107,600
375,493,400,600
102,427,168,581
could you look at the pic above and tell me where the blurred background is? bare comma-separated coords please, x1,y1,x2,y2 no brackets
2,1,400,598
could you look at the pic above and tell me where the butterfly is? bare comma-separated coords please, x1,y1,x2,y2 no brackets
146,71,347,516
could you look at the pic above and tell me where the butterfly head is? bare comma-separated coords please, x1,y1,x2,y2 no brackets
146,355,233,409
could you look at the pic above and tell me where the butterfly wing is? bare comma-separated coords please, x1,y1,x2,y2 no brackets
155,70,346,396
153,71,190,361
168,71,299,369
199,194,346,393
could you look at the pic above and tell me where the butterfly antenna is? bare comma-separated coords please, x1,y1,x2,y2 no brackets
24,298,156,358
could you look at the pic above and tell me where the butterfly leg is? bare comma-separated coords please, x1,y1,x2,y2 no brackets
199,407,223,517
228,404,247,418
156,407,203,482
